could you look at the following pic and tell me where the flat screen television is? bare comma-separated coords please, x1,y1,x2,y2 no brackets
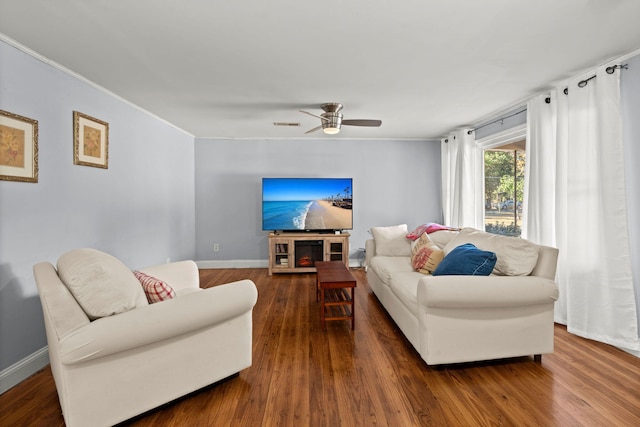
262,177,353,232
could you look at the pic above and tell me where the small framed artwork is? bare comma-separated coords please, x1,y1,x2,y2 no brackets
0,109,39,183
73,111,109,169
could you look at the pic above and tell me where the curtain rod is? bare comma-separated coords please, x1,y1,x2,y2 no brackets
551,63,628,100
454,63,629,138
466,108,527,135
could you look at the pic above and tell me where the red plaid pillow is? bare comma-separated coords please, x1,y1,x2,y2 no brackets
133,271,176,303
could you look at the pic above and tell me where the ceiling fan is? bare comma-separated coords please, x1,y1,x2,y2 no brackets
299,103,382,135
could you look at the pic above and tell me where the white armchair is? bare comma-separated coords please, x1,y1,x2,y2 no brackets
33,250,258,427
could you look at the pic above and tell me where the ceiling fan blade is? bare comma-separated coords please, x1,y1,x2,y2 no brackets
305,125,322,134
299,110,329,122
342,119,382,127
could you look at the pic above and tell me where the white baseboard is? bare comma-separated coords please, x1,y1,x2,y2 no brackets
196,259,268,269
196,259,361,269
0,347,49,395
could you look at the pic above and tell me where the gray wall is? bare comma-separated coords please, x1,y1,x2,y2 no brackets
194,138,442,263
0,40,196,373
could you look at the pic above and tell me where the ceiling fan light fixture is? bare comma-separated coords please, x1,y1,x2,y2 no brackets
322,126,340,135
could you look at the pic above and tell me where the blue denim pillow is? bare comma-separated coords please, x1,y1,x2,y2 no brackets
432,243,497,276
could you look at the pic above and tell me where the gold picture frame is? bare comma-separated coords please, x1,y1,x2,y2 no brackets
73,111,109,169
0,109,39,183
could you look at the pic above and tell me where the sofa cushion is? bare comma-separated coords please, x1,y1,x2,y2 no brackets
388,271,426,316
133,271,176,303
57,248,148,320
371,224,411,256
369,256,414,286
411,233,444,274
443,227,539,276
433,243,497,276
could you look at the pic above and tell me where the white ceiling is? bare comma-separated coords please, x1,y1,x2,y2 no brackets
1,0,640,140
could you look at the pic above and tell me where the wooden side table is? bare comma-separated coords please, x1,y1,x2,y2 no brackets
315,261,356,330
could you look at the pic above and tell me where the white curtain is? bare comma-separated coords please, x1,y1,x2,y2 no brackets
522,94,556,246
525,65,639,354
441,129,483,229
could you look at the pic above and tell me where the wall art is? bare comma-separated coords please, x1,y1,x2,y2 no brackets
73,111,108,168
0,109,38,183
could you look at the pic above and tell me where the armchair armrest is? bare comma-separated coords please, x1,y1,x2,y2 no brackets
34,262,90,339
417,275,559,309
58,279,258,364
138,260,200,291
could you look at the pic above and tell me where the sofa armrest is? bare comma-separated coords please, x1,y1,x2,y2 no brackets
365,239,376,268
530,245,559,280
138,260,200,291
58,279,258,364
417,275,559,309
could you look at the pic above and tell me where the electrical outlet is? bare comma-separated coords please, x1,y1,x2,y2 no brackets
213,243,219,252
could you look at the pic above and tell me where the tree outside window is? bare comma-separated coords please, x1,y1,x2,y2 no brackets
484,140,525,237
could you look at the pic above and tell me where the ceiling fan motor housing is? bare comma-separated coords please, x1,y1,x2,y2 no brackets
321,112,343,132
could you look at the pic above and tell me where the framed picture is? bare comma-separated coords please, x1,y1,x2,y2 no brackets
0,110,39,183
73,111,109,169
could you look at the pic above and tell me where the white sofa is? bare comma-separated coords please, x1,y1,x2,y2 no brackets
365,226,559,365
33,249,258,427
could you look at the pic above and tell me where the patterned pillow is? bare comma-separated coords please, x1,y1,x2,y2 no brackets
411,233,444,274
133,271,176,303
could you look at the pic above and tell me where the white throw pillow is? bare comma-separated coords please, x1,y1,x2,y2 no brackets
443,227,539,276
57,248,148,320
371,224,411,256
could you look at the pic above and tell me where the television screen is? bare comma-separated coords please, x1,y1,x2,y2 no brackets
262,178,353,231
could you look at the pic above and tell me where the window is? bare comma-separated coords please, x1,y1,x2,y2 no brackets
477,124,526,237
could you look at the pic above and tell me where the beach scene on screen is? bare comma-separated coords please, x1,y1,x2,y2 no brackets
262,178,353,230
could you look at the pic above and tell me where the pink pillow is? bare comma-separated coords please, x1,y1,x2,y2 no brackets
133,271,176,303
406,224,430,240
425,223,459,234
407,223,459,240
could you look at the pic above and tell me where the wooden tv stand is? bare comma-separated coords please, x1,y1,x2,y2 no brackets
268,232,350,275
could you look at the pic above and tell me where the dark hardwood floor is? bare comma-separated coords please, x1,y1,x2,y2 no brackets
2,268,640,426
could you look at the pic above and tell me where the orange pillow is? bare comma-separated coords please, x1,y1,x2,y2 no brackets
411,233,444,274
